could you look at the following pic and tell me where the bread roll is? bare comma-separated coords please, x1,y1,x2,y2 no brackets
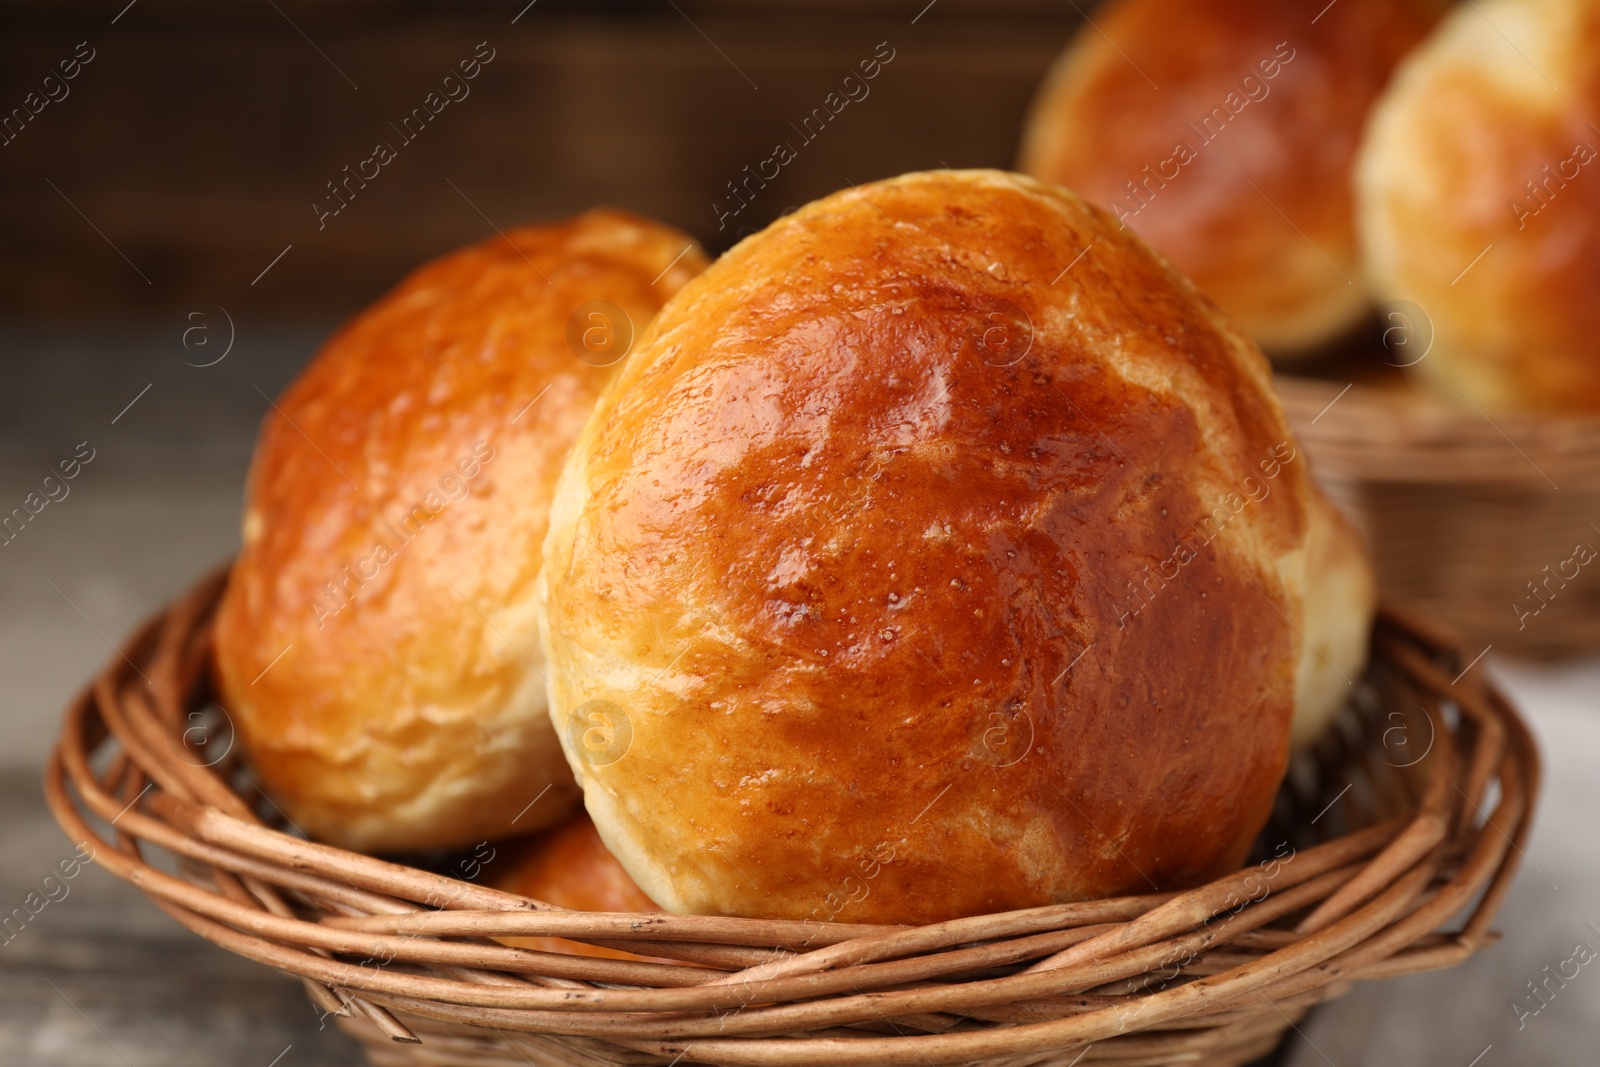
1357,0,1600,412
1020,0,1442,358
491,813,663,960
538,170,1373,924
213,210,708,853
1294,491,1377,751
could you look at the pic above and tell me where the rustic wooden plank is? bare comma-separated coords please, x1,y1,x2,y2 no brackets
0,773,361,1066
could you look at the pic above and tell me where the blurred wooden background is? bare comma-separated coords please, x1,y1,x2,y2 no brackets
0,0,1086,320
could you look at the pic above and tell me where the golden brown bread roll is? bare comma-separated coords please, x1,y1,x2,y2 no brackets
1019,0,1443,358
491,812,664,960
1357,0,1600,412
213,210,708,853
538,170,1372,924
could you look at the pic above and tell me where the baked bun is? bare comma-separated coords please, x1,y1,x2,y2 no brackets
1019,0,1443,358
537,170,1372,924
1357,0,1600,412
1294,491,1377,751
213,210,708,853
491,813,663,960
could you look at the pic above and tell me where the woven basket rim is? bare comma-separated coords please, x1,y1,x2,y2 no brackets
1276,372,1600,486
46,567,1542,1067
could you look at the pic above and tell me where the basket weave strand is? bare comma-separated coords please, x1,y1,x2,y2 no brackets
46,569,1540,1067
1278,372,1600,655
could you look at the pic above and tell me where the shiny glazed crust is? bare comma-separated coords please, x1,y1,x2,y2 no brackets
1357,0,1600,412
1020,0,1442,356
213,210,708,853
538,170,1366,923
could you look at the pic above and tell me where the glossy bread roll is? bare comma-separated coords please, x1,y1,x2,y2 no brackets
213,210,708,853
491,812,664,960
538,170,1373,924
1357,0,1600,412
1020,0,1442,358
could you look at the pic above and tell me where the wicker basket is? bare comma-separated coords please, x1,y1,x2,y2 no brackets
1278,371,1600,657
47,568,1540,1067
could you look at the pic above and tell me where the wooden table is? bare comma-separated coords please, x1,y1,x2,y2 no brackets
0,773,360,1067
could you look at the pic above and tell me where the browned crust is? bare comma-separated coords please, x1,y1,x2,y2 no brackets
1021,0,1443,354
540,171,1322,923
213,209,708,853
1358,0,1600,412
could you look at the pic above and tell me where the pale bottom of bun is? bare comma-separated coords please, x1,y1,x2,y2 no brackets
1250,276,1371,364
1291,489,1377,750
569,739,698,917
1410,338,1544,414
254,665,582,854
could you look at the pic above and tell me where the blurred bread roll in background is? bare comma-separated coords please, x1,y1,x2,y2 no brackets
491,812,663,960
1357,0,1600,412
1020,0,1442,358
213,210,707,853
538,170,1373,924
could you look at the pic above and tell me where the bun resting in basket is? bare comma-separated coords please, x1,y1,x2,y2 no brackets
1356,0,1600,413
1018,0,1443,359
490,811,665,961
212,210,708,854
1296,492,1376,750
536,170,1375,924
